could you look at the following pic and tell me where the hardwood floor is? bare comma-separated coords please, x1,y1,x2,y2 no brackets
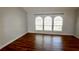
0,33,79,51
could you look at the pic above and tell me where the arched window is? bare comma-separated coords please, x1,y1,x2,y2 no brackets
44,16,52,31
53,16,63,31
35,16,43,30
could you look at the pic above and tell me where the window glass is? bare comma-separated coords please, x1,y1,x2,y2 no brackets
53,16,63,31
35,16,43,30
44,16,52,31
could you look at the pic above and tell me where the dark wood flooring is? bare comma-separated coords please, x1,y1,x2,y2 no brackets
0,33,79,51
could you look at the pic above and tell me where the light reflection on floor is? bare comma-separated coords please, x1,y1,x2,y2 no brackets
35,35,63,51
52,36,63,51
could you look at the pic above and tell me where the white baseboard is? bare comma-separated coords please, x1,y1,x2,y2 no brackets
0,32,28,49
28,32,73,36
73,35,79,39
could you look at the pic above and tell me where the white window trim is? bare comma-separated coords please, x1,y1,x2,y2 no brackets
34,14,64,32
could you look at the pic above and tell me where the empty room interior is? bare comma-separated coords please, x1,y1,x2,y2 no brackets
0,7,79,51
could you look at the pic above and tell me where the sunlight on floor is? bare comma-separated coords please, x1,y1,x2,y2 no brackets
35,35,63,51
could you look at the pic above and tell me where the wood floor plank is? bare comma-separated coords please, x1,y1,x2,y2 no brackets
0,33,79,51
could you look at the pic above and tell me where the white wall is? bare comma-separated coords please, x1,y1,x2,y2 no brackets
24,7,76,35
0,7,28,48
0,8,4,46
75,9,79,38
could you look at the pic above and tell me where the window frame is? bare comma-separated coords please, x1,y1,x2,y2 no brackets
35,16,43,31
44,16,53,31
53,16,63,31
34,15,64,32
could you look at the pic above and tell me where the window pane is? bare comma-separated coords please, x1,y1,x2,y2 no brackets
53,16,63,31
44,25,52,31
53,25,62,31
54,16,63,21
35,16,43,25
54,21,63,25
44,16,52,25
36,25,43,30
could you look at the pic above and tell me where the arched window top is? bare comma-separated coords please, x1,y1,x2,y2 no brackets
35,16,42,20
54,16,63,21
35,16,43,25
44,16,52,20
44,16,52,25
